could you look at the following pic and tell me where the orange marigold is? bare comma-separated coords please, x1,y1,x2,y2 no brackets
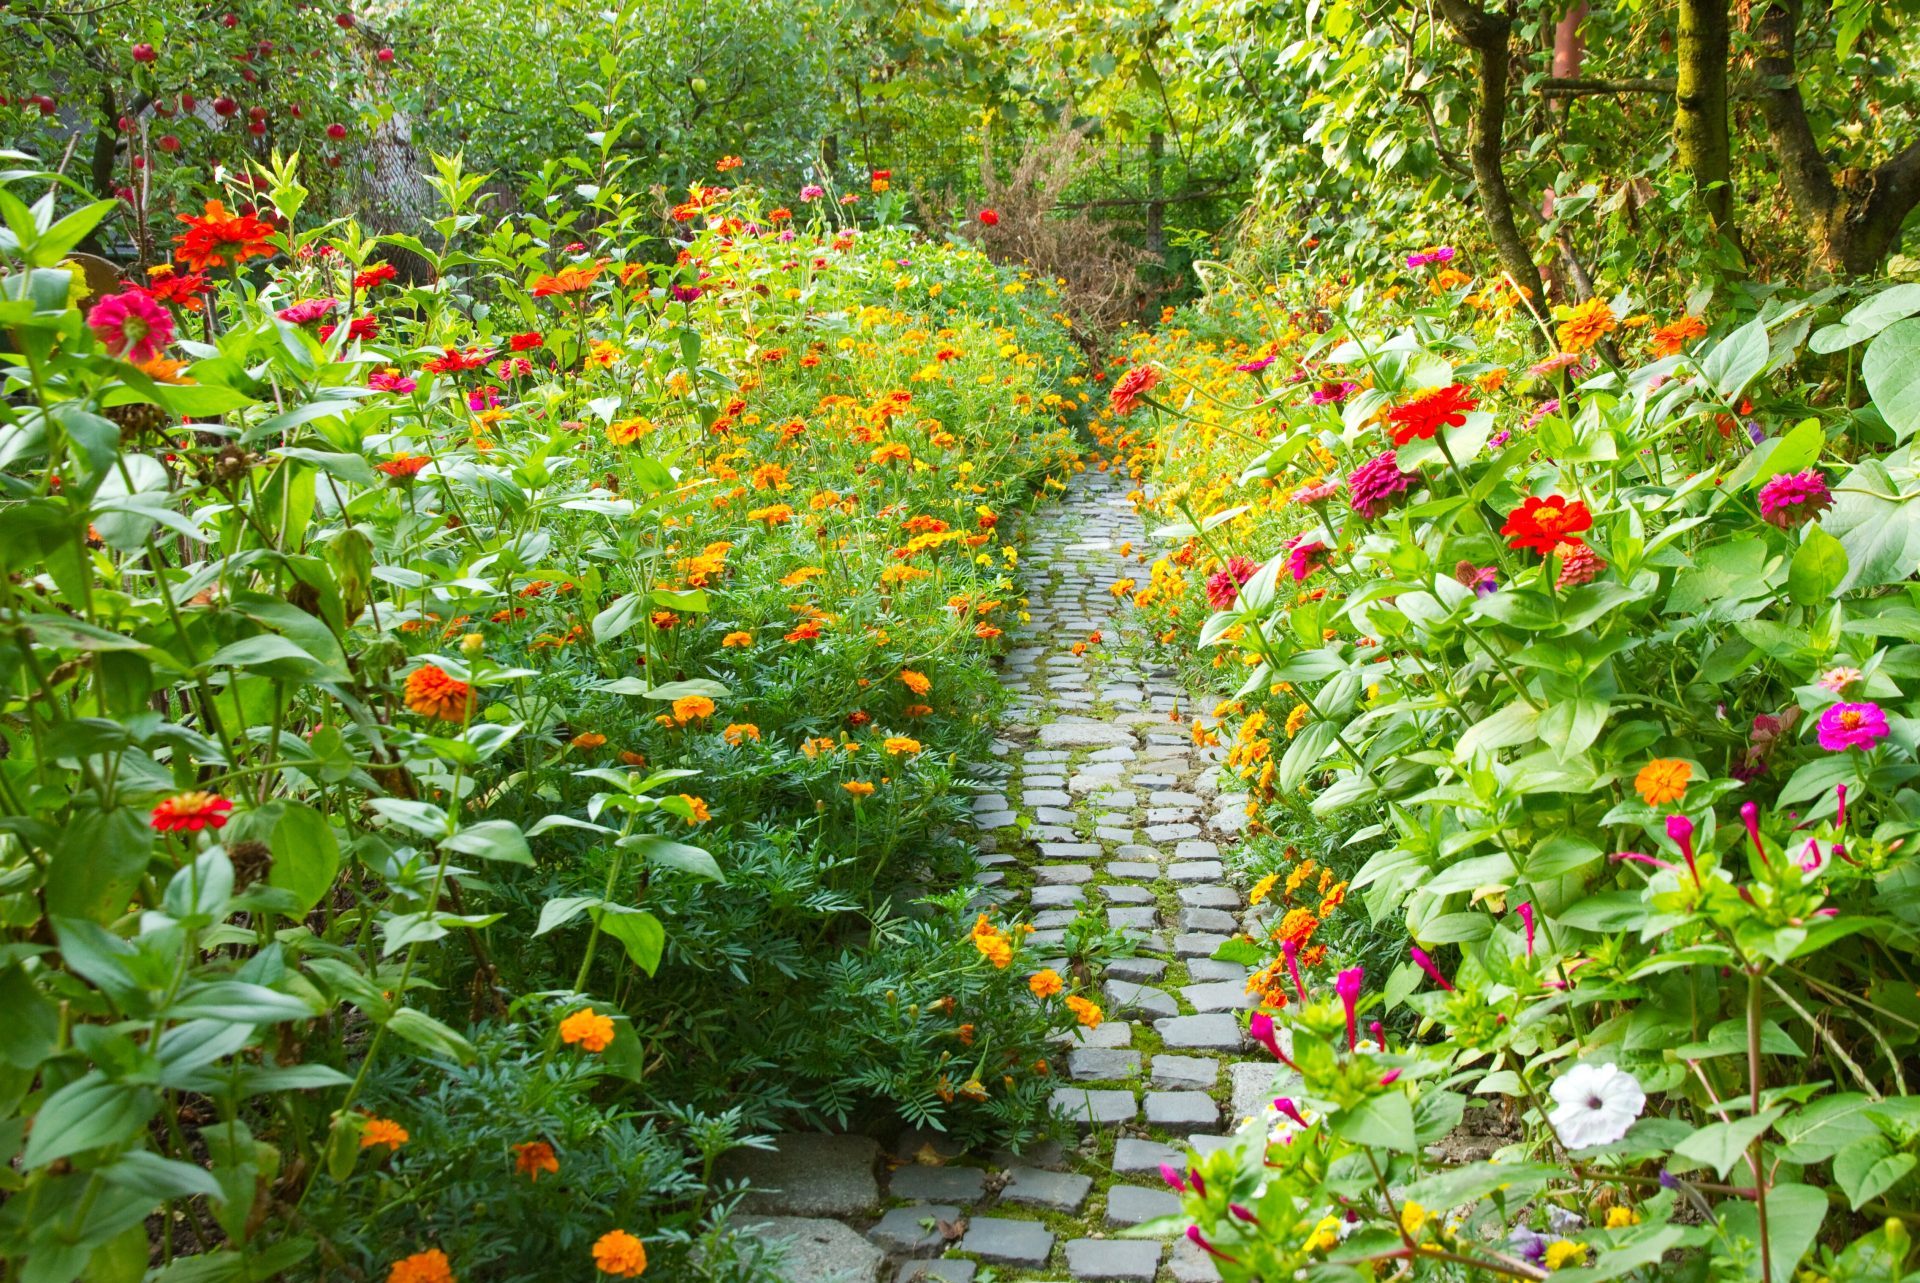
1635,758,1692,806
678,794,711,823
513,1140,560,1182
899,669,932,696
722,631,754,647
388,1248,456,1283
361,1116,410,1149
882,735,922,755
1649,315,1708,357
592,1230,648,1278
671,694,716,724
559,1007,616,1052
1029,968,1064,998
1064,995,1104,1028
722,723,760,746
571,732,607,750
843,780,876,797
403,665,474,722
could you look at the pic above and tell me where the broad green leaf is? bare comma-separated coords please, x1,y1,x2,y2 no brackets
1864,318,1920,441
23,1072,159,1168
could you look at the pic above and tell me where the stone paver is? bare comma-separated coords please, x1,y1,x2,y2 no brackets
960,1217,1055,1267
1050,1087,1138,1126
1002,1166,1093,1212
742,1216,885,1283
721,1134,880,1216
1065,1239,1164,1281
887,1167,986,1204
1106,1184,1184,1226
1144,1090,1220,1128
868,1206,964,1254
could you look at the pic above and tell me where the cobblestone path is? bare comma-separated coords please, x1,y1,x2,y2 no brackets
729,471,1283,1283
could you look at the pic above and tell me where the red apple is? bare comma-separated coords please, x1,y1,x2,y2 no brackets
131,42,158,63
213,96,238,116
325,122,346,139
158,134,181,152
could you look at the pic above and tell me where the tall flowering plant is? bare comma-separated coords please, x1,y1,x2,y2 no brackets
1121,265,1920,1277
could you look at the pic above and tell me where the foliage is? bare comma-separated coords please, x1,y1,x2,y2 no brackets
1110,251,1920,1277
0,149,1111,1280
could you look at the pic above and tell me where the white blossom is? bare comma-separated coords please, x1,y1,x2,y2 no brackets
1548,1062,1645,1149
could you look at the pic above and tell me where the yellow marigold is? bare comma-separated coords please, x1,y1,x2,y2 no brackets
871,441,912,465
722,631,753,647
1284,703,1310,738
1634,758,1691,806
592,1229,648,1278
880,565,930,586
1110,578,1137,599
899,669,931,695
1555,298,1618,354
747,503,794,526
1304,1216,1340,1253
1248,872,1280,906
571,732,607,750
559,1007,616,1052
843,780,875,797
388,1249,456,1283
361,1116,410,1150
671,694,716,724
779,566,825,588
606,418,651,446
883,735,922,755
751,463,789,490
1400,1201,1428,1235
1543,1241,1587,1270
1064,995,1103,1028
722,723,760,746
1604,1206,1640,1229
678,794,711,823
513,1140,559,1182
1029,968,1064,998
970,914,1012,968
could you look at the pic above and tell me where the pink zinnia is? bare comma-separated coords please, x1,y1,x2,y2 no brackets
1348,450,1417,520
276,298,338,325
86,288,174,362
1205,556,1259,610
368,369,417,394
1292,478,1342,507
1817,702,1889,751
1310,380,1359,405
1758,470,1833,528
1284,536,1330,582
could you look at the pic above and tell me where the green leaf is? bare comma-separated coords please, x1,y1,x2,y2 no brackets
1864,317,1920,440
1672,1106,1785,1177
1552,891,1648,934
1332,1091,1416,1151
442,819,533,866
1210,937,1267,966
1702,315,1770,402
1718,1182,1828,1283
642,679,730,702
534,895,601,936
591,594,646,644
1788,527,1849,606
594,907,666,975
1824,459,1920,590
1776,1092,1878,1163
246,802,340,916
385,1007,476,1061
1835,1137,1916,1210
620,833,722,881
23,1072,159,1168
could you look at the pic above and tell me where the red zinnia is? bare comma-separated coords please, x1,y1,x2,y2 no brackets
1500,495,1593,556
151,791,234,833
1109,366,1160,416
353,262,397,289
1385,383,1477,446
173,199,278,272
978,208,1000,226
508,331,544,352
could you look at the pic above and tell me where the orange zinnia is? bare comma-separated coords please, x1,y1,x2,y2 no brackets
1634,758,1692,806
1649,315,1708,357
530,261,605,297
403,665,474,722
174,200,278,272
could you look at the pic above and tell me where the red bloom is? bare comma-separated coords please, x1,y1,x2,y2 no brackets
1386,383,1478,446
353,262,397,289
978,208,1000,226
1109,366,1160,416
378,452,432,479
508,331,544,352
146,267,211,312
1500,495,1593,556
318,315,379,343
1205,556,1259,610
421,346,496,374
173,199,278,272
151,791,234,833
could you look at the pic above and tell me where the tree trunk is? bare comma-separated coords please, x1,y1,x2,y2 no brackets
1145,129,1166,264
1675,0,1736,234
1436,1,1546,303
1755,0,1920,274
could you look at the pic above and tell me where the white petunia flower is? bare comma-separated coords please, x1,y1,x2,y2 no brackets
1548,1062,1645,1148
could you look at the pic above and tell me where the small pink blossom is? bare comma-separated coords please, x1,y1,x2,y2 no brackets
1758,470,1833,529
86,289,174,362
1817,701,1889,751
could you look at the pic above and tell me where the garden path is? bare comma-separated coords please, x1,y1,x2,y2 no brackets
730,471,1284,1283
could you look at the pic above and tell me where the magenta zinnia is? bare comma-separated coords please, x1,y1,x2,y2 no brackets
1347,450,1418,520
1757,469,1833,529
87,289,174,363
1204,556,1259,610
1817,702,1889,752
1284,536,1330,582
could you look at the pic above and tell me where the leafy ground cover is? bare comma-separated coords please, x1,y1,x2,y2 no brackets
0,157,1125,1281
1102,257,1920,1278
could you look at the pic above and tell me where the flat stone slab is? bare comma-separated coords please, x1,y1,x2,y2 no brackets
960,1216,1055,1267
1068,1047,1142,1081
1179,886,1239,909
1035,864,1094,885
1231,1060,1297,1121
1174,839,1221,860
1187,959,1249,983
1107,861,1160,879
1038,841,1102,858
1168,861,1225,882
1064,1020,1133,1049
1145,1090,1219,1128
869,1205,965,1253
1105,907,1160,932
1038,722,1138,748
1179,908,1237,933
889,1166,987,1204
721,1133,880,1216
1145,823,1202,842
1154,1013,1244,1051
1106,957,1167,982
1104,980,1178,1019
1169,1234,1223,1283
741,1216,884,1283
1173,932,1230,958
1103,885,1156,905
1002,1166,1093,1212
1112,1137,1184,1174
1150,1055,1219,1089
1107,1184,1184,1226
1049,1087,1138,1126
1065,1238,1163,1281
1031,885,1086,908
1182,982,1256,1013
895,1262,975,1283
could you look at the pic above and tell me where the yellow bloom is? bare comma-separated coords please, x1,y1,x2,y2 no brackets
1544,1241,1588,1270
882,735,922,755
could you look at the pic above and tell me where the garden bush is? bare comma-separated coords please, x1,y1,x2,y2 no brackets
1111,257,1920,1279
0,152,1113,1281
